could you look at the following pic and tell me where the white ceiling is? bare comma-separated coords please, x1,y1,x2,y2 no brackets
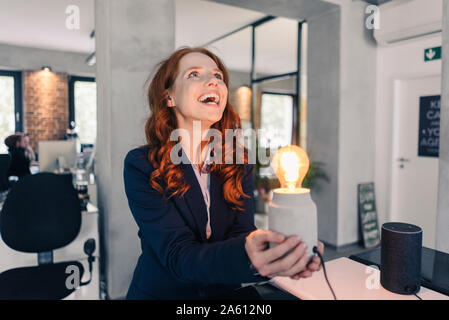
175,0,266,47
0,0,299,73
0,0,95,53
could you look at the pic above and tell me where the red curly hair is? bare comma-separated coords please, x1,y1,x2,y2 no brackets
145,47,250,212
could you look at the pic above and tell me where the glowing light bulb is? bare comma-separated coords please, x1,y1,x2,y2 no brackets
268,144,317,256
271,145,309,192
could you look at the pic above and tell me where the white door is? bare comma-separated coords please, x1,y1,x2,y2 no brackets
390,75,441,249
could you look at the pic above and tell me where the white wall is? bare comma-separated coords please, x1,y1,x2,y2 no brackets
375,35,442,228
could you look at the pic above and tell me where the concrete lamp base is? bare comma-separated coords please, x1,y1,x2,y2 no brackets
268,188,318,257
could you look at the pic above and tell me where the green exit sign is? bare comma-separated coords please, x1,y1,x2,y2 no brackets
424,46,441,62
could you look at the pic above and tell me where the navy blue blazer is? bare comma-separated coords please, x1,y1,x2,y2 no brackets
123,146,266,299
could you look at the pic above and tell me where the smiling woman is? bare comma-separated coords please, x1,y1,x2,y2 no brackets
123,47,322,300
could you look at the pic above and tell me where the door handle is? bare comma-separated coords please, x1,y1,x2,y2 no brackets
397,158,410,169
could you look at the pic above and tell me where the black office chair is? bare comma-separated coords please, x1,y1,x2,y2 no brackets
0,154,11,192
0,172,96,299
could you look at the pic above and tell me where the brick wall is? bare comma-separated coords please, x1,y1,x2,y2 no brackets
24,70,68,153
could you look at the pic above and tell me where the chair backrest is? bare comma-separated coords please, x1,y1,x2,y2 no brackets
0,172,81,253
0,154,11,191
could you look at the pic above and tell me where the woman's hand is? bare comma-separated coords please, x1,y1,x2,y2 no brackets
290,241,324,280
245,229,311,278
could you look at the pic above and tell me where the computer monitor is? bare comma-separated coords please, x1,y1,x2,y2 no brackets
38,140,77,173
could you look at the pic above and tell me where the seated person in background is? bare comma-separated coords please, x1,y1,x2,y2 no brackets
4,133,31,179
22,133,36,165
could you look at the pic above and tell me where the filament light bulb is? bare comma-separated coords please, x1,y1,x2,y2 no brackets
271,145,309,192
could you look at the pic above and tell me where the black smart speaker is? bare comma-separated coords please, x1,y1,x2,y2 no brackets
380,222,422,295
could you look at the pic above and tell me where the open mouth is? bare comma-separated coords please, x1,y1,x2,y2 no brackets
198,93,220,105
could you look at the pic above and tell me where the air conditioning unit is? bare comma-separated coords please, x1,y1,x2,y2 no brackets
374,0,443,46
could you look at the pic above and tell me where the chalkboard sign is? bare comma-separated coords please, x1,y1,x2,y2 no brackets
358,182,380,248
418,95,440,157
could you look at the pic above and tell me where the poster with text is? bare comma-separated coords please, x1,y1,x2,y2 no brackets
418,95,440,157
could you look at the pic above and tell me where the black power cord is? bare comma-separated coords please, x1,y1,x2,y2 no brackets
405,285,423,300
80,238,96,286
313,246,337,300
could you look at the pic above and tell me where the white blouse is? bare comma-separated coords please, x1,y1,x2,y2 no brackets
185,145,213,239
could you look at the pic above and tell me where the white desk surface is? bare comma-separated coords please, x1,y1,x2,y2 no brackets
273,257,449,300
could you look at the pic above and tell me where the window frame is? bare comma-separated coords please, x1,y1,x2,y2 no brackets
0,70,23,132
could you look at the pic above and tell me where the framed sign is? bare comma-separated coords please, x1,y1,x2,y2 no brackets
424,46,441,62
358,182,380,248
418,95,440,157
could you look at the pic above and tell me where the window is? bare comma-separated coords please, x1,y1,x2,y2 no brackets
260,92,294,149
69,76,97,145
0,70,23,154
258,91,294,178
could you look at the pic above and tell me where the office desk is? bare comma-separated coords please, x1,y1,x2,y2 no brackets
0,203,100,299
272,257,448,300
234,247,449,300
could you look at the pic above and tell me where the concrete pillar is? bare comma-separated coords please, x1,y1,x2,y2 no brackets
436,0,449,254
306,7,340,246
95,0,175,299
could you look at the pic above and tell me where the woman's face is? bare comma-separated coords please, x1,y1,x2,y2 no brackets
167,52,228,129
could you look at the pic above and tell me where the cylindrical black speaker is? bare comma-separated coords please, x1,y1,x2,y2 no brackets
380,222,422,295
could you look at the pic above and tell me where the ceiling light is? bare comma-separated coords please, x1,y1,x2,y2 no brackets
86,52,96,66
